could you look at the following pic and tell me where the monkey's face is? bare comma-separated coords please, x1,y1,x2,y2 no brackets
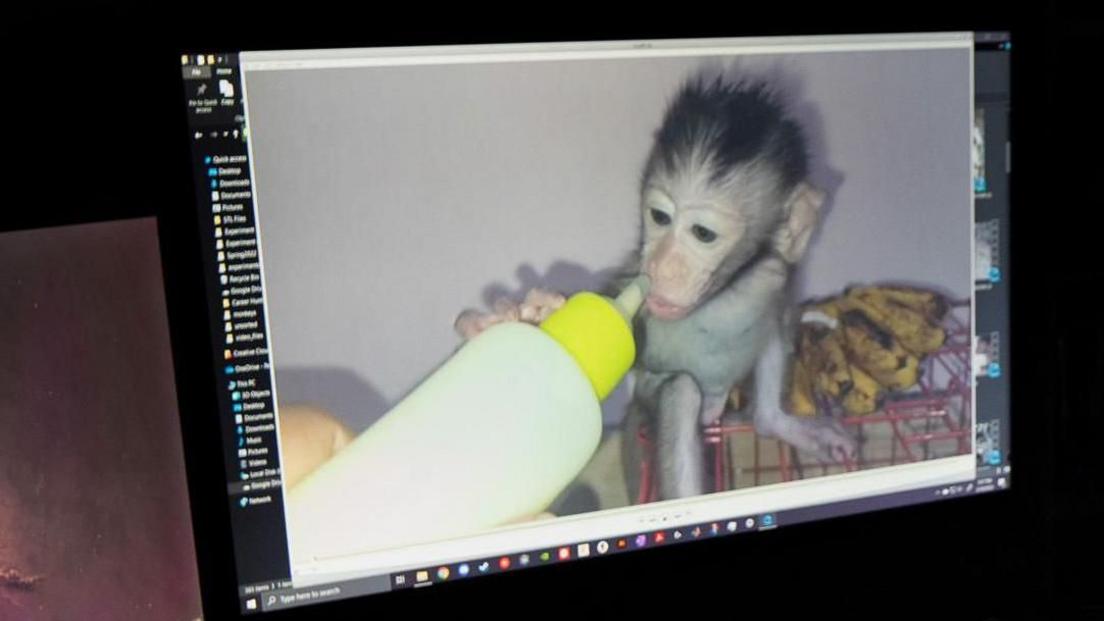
639,164,781,320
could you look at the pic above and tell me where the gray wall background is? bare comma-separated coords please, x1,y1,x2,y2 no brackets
244,48,972,432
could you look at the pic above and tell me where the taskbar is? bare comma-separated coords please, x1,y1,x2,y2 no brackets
239,466,1009,613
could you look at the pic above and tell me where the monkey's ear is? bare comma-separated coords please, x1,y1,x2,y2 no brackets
773,182,825,264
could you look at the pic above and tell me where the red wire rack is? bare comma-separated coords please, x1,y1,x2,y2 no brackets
635,300,972,503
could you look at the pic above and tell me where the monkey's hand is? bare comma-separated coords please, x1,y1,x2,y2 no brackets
763,414,858,464
454,288,566,340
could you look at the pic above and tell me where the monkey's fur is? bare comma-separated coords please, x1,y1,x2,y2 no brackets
456,74,857,504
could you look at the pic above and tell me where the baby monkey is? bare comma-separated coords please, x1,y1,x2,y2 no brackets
456,76,857,501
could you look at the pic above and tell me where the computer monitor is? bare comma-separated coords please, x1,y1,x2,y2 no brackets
177,31,1011,615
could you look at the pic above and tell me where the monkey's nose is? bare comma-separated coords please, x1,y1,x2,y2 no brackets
655,258,685,282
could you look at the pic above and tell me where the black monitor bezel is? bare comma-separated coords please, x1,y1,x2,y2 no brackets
4,7,1054,619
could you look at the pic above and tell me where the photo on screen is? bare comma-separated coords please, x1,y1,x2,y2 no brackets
975,218,1001,285
237,43,974,580
973,106,988,194
0,219,203,621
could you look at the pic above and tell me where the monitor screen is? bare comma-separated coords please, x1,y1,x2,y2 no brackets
0,219,204,620
178,31,1011,614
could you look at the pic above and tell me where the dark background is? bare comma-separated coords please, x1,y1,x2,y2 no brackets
2,3,1100,619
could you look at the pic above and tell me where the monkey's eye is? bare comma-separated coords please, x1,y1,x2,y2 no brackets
691,225,717,243
650,209,671,226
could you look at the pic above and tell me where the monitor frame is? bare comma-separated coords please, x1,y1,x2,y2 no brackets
17,9,1042,619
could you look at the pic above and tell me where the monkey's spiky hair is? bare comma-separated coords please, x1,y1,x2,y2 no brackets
648,76,808,191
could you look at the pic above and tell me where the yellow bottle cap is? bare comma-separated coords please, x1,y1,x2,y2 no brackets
538,277,648,401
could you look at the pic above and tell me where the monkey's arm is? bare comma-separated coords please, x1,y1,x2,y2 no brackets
632,371,707,500
752,318,857,463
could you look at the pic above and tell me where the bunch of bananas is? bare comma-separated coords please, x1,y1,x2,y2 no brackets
786,285,948,416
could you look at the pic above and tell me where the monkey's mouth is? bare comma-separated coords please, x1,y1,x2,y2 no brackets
645,295,692,320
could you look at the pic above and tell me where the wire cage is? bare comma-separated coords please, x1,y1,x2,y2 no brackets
635,299,972,503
